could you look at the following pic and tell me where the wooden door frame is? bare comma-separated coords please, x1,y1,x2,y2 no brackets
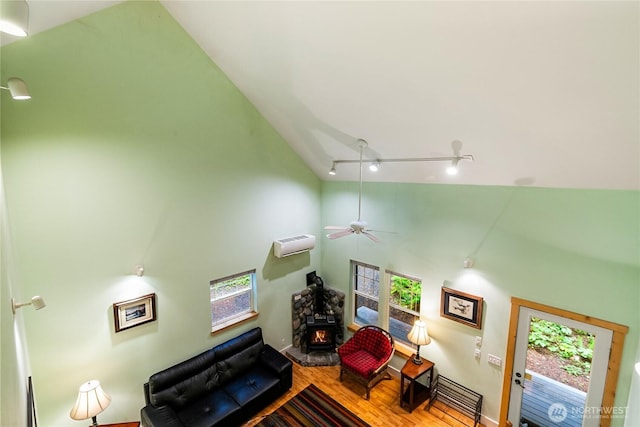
499,297,628,427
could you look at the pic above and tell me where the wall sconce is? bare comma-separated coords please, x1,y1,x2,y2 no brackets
1,77,31,100
11,295,46,314
407,319,431,365
0,0,29,37
464,257,475,268
69,380,111,427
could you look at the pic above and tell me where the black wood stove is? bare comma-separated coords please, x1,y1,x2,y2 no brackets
305,273,337,353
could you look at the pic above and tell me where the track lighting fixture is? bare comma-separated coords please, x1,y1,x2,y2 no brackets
0,77,31,100
0,0,29,37
328,140,473,176
11,295,46,314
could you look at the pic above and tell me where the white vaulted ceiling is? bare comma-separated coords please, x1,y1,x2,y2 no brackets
3,1,639,190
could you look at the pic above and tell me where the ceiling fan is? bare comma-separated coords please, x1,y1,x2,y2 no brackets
324,139,380,243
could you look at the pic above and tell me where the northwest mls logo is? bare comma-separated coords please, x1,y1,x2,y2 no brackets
548,403,568,423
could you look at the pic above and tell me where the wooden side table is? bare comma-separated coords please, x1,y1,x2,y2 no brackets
400,356,434,412
99,423,140,427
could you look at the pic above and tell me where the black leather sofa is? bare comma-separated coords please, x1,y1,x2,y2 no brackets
140,327,293,427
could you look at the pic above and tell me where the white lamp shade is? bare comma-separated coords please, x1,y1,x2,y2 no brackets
0,0,29,37
7,77,30,100
407,320,431,346
69,380,111,420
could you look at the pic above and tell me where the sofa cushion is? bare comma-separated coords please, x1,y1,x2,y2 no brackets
223,365,281,407
176,387,240,427
216,340,263,385
149,350,220,409
150,364,220,409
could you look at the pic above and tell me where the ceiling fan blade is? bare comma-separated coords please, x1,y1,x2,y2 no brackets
362,231,381,242
327,229,354,240
324,225,349,230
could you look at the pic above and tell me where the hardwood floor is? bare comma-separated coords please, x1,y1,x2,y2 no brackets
245,362,483,427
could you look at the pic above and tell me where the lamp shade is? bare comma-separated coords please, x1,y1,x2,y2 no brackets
0,0,29,37
407,320,431,346
69,380,111,421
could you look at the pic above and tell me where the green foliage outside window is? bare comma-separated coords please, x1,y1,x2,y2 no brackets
389,275,421,313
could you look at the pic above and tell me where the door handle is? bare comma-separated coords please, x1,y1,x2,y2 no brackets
514,379,525,389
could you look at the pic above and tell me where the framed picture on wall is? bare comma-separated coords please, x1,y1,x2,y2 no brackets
440,287,483,329
113,293,157,333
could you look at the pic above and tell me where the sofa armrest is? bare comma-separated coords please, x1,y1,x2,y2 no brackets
260,344,293,389
141,404,184,427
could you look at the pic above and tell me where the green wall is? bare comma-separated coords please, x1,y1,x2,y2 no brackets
320,181,639,425
1,1,638,426
1,2,321,425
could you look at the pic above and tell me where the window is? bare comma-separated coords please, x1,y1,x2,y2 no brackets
352,261,380,326
387,271,422,344
210,269,257,333
350,261,423,347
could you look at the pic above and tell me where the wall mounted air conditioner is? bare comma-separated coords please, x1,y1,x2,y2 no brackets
273,234,316,258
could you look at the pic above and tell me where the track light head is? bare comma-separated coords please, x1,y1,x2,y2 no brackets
369,161,380,172
446,158,459,176
329,163,336,176
0,0,29,37
11,296,46,314
1,77,31,100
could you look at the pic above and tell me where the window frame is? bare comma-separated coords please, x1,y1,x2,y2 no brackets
351,260,380,327
210,269,258,334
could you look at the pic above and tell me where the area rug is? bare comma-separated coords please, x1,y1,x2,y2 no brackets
255,384,370,427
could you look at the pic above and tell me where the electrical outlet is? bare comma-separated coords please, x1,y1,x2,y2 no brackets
474,349,481,359
475,336,482,347
488,354,502,366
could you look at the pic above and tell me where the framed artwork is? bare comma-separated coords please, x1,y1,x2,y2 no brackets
440,287,483,329
113,293,157,333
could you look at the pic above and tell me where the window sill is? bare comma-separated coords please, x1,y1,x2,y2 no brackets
347,323,414,360
211,311,259,336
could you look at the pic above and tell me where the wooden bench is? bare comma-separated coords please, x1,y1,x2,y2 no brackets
428,374,483,427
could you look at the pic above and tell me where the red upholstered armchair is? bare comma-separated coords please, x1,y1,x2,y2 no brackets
337,325,395,399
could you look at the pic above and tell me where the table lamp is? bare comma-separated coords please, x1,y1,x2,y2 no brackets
407,319,431,365
70,380,111,427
